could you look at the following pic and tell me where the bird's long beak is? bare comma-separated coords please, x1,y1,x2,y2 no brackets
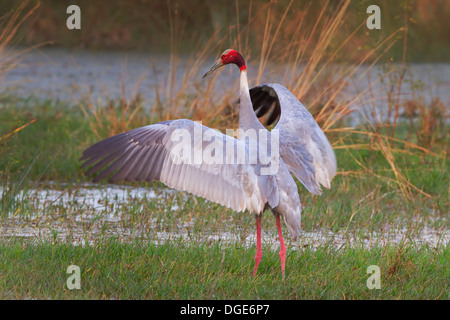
202,58,224,79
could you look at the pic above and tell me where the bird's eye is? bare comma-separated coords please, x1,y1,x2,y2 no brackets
221,55,225,59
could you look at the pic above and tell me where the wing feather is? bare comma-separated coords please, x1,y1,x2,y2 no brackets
249,84,337,194
80,119,278,213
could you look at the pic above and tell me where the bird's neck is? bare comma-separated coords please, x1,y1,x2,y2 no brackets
239,69,264,132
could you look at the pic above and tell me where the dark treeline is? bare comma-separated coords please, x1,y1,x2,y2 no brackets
1,0,449,62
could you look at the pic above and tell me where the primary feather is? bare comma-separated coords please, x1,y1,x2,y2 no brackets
80,119,279,214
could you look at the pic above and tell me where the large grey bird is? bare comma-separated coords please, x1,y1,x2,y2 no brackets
80,49,336,279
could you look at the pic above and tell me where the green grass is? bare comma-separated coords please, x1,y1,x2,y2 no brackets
0,96,448,299
0,238,447,299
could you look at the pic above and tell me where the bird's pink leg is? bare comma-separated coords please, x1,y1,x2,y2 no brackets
276,215,286,280
252,215,262,278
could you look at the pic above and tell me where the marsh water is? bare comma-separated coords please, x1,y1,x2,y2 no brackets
1,184,448,248
2,48,449,109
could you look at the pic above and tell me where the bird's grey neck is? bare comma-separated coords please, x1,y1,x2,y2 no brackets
239,70,265,132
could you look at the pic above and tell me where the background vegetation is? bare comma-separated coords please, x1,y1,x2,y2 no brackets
1,0,450,62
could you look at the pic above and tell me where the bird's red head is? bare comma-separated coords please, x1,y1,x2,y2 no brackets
220,49,246,71
202,49,246,79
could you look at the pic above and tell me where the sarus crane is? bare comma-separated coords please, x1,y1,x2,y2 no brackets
80,49,337,279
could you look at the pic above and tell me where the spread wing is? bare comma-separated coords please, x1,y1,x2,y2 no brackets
80,119,279,213
249,84,337,195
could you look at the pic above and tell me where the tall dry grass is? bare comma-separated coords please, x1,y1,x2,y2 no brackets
76,0,444,201
6,0,450,62
0,0,39,140
0,1,41,78
0,1,41,212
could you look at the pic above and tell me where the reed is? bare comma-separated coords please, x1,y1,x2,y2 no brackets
0,1,41,214
0,1,42,77
75,0,444,203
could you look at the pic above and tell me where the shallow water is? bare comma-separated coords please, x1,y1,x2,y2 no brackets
1,48,449,123
1,184,447,249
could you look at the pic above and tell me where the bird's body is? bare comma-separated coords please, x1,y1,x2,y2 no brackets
236,68,303,241
80,49,336,279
